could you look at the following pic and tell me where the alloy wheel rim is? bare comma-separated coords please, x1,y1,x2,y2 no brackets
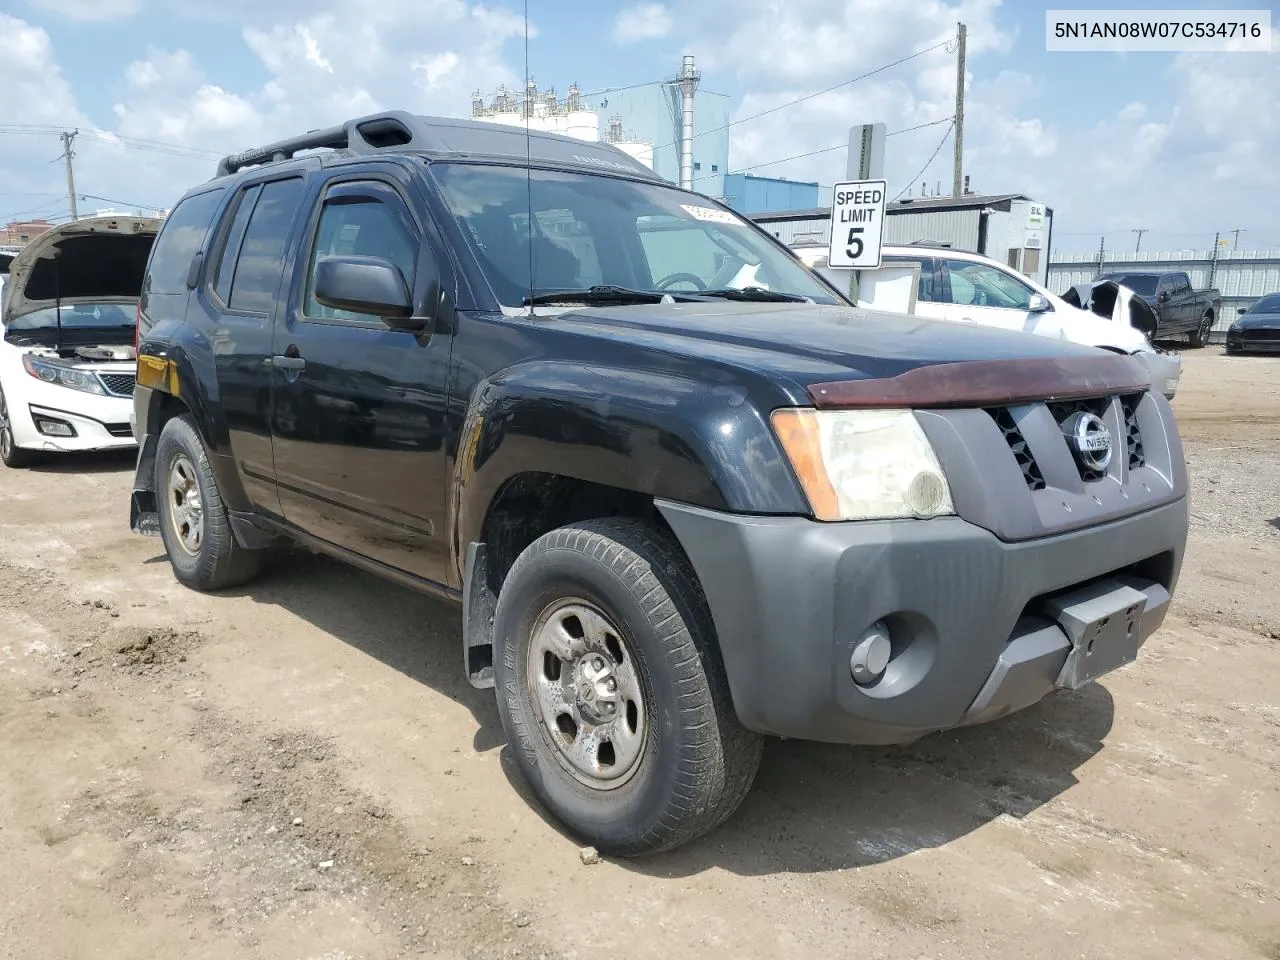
526,598,648,790
167,454,205,556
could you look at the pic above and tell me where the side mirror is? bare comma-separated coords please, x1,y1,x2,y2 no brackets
313,255,421,329
1238,307,1247,315
1028,293,1051,312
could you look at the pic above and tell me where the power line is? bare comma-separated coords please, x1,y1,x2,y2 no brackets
891,119,955,201
78,193,165,211
654,36,955,153
0,124,221,161
695,116,955,183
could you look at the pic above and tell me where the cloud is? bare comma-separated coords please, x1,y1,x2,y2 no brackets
613,3,672,44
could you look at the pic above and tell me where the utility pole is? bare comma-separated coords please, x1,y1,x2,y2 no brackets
1132,228,1148,253
952,22,967,198
1209,231,1221,289
60,129,79,220
1228,227,1244,250
1095,235,1105,278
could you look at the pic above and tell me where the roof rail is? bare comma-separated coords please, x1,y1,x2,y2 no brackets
215,110,424,178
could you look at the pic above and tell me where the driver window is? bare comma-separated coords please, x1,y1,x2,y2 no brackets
945,260,1033,310
304,193,417,323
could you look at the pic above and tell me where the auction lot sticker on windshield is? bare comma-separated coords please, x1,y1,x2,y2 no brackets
827,179,886,269
1045,9,1271,52
681,204,742,225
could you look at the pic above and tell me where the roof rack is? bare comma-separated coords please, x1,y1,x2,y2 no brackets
216,110,425,177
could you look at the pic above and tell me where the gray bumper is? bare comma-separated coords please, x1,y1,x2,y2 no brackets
656,498,1188,745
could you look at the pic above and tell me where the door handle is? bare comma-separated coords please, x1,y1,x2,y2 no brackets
271,355,306,371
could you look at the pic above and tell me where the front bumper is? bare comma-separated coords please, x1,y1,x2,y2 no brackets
1226,329,1280,353
1134,349,1182,399
656,498,1188,745
10,399,137,452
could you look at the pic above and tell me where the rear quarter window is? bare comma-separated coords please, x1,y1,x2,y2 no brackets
143,188,227,302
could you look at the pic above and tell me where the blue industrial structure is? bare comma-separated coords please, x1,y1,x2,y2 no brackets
589,83,731,198
722,174,820,215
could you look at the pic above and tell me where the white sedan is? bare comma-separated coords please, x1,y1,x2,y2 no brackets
0,216,159,467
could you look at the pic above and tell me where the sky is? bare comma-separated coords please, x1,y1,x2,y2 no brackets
2,0,1278,254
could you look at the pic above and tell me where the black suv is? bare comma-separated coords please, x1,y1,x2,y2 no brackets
130,111,1189,856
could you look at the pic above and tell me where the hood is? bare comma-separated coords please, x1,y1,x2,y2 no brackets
1234,313,1280,329
534,300,1109,388
3,215,160,325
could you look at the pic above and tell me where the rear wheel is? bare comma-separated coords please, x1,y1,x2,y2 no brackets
155,414,265,590
492,518,763,856
0,388,38,468
1190,311,1214,347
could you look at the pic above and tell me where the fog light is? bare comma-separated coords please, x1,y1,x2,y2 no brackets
850,621,892,686
34,417,75,438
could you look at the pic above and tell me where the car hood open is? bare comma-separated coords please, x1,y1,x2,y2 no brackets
2,215,161,325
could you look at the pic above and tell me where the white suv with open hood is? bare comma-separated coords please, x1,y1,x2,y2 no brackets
0,215,160,467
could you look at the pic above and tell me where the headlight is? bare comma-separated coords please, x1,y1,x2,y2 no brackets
22,355,107,396
771,407,954,521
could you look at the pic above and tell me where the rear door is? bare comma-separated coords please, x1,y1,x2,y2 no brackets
881,254,946,320
268,169,455,585
190,173,309,517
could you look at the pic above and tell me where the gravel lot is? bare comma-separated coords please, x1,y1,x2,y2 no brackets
1,347,1276,960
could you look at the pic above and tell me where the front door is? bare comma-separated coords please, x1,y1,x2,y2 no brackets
269,174,454,585
938,257,1060,338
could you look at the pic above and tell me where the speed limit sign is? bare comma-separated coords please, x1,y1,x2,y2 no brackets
827,179,886,269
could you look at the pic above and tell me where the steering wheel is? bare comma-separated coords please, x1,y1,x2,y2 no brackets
654,272,708,291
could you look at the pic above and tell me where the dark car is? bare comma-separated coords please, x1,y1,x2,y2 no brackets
127,110,1189,856
1226,294,1280,354
1097,271,1222,346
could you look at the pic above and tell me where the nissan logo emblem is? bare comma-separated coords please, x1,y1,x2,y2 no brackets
1062,411,1113,472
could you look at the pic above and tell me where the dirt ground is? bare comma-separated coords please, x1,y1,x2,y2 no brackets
1,347,1276,960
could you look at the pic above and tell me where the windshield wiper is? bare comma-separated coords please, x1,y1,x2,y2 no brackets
523,285,692,306
696,286,809,303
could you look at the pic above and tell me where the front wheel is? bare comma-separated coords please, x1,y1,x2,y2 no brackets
492,518,763,856
155,414,265,591
1190,311,1214,347
0,388,38,468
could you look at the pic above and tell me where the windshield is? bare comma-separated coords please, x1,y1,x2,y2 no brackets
1101,274,1158,296
1248,294,1280,313
430,163,840,308
7,302,135,331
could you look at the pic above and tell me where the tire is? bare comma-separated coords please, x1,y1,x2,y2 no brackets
155,414,265,591
492,518,763,857
1190,311,1214,347
0,387,38,468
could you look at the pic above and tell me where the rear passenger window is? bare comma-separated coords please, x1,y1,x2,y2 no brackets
143,188,226,299
228,178,306,314
211,184,262,305
886,256,936,302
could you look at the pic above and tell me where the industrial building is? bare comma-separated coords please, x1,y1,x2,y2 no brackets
471,56,730,194
722,174,820,216
750,193,1056,287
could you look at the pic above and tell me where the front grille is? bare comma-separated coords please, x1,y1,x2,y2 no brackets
1240,328,1280,342
987,406,1045,491
99,373,136,397
1047,397,1111,482
1120,394,1145,469
105,423,133,438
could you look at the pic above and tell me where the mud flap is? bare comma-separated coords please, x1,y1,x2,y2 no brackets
130,434,160,536
462,541,496,689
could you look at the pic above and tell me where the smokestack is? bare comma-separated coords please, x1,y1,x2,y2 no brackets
679,54,699,190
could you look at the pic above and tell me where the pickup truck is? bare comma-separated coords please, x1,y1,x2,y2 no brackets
127,110,1189,857
1096,270,1221,346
